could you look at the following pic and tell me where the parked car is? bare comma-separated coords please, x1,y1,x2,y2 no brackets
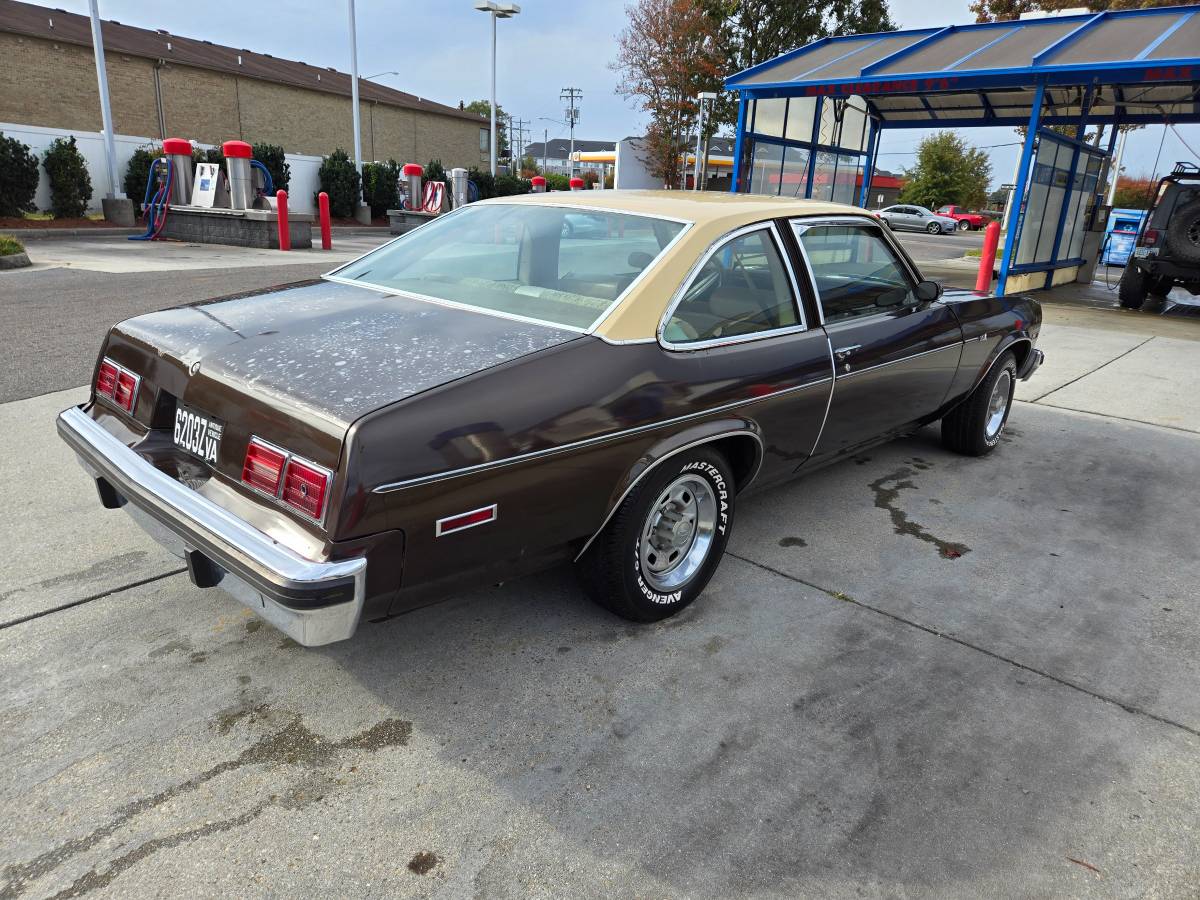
876,204,960,234
936,205,990,231
1118,162,1200,309
58,192,1043,646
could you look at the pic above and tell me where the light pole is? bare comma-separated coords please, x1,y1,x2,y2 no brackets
474,2,520,177
694,91,717,191
347,0,368,222
87,0,130,222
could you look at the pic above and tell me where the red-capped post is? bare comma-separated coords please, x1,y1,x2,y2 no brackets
976,220,1001,292
569,177,584,191
318,191,331,250
276,190,290,252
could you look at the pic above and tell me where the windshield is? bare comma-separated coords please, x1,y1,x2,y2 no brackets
332,204,688,331
936,206,952,214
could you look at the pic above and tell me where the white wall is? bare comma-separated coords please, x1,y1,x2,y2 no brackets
614,138,661,190
1,122,324,214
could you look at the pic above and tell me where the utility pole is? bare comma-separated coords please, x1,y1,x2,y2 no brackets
542,128,548,173
560,87,582,177
510,118,530,170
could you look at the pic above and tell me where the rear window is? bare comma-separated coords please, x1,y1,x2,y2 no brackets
332,203,687,330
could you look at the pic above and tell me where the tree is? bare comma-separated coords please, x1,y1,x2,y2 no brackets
899,132,991,210
1111,175,1157,209
42,136,92,219
362,159,400,218
971,0,1194,23
612,0,726,187
317,149,361,218
464,99,509,160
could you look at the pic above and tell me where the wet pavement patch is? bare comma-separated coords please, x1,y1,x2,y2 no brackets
407,850,441,875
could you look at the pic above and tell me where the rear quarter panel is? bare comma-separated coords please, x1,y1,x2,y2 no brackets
939,291,1041,406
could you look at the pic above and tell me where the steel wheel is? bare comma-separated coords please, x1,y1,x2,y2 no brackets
638,474,717,593
984,369,1012,439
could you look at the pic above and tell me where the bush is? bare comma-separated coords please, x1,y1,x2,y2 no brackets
362,160,400,218
124,147,163,214
424,159,449,187
494,174,531,197
0,235,25,256
252,142,290,193
0,132,39,217
544,173,571,192
317,149,361,218
43,136,92,218
467,166,495,199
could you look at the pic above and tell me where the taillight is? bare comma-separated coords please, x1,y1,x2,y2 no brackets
96,357,139,413
241,440,286,495
281,458,330,520
96,359,118,399
1143,228,1160,246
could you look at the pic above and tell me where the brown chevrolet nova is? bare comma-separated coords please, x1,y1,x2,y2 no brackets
58,191,1043,645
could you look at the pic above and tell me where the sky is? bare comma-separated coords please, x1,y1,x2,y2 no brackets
31,0,1200,190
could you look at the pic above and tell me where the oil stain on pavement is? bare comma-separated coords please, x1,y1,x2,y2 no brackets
0,716,413,899
868,466,971,560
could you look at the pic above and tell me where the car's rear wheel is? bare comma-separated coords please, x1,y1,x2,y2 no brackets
957,219,971,232
926,222,942,234
1118,265,1148,309
942,351,1016,456
577,448,734,622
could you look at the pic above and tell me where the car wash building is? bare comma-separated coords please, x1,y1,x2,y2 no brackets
724,5,1200,295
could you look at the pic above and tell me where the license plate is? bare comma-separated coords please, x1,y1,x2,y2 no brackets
1133,247,1152,258
174,405,224,464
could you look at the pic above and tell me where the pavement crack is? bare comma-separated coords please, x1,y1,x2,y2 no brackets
0,717,412,898
1027,335,1155,403
726,552,1200,740
0,569,187,631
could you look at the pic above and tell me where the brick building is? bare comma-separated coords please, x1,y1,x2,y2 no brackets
0,0,488,170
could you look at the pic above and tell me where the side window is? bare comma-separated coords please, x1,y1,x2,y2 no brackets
794,223,917,323
663,228,800,345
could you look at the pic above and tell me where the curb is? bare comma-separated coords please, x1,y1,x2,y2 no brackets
329,226,393,236
0,227,140,240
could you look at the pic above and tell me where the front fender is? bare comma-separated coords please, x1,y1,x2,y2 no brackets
573,418,762,562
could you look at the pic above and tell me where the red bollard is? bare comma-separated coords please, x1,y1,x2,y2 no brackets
318,191,331,250
276,190,290,252
976,220,1000,292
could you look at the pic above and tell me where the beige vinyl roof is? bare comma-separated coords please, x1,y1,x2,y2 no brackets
477,190,869,342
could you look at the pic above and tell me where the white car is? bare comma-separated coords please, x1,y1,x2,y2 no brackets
876,205,960,235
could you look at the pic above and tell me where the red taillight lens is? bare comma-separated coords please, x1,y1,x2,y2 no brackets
241,440,286,495
281,458,330,520
114,370,139,412
1143,228,1160,245
96,359,118,399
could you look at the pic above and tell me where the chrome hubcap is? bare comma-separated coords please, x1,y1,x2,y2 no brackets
639,474,717,592
985,370,1012,439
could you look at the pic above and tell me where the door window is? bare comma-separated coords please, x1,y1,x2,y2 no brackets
663,228,801,345
794,222,917,323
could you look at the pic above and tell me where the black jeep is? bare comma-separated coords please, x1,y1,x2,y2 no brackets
1118,162,1200,310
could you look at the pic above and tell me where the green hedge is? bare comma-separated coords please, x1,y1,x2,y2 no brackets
317,149,360,218
0,132,39,217
43,136,92,218
362,160,400,218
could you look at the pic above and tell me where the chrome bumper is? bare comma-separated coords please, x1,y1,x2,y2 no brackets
1017,348,1045,381
56,406,365,646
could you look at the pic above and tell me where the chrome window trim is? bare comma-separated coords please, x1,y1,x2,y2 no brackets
572,430,765,562
788,215,927,323
807,336,838,456
657,221,809,352
322,202,694,337
371,375,833,494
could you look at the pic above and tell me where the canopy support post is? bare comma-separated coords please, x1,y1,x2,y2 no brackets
1044,85,1094,288
997,81,1045,297
859,117,879,208
804,96,824,199
731,97,749,193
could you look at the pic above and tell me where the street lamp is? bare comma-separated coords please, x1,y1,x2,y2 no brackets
365,70,400,80
474,1,521,177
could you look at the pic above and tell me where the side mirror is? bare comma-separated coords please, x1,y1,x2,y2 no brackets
915,280,942,303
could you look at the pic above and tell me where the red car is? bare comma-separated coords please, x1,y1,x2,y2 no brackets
936,205,989,231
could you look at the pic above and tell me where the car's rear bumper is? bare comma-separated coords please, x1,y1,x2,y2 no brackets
56,405,365,646
1017,348,1044,381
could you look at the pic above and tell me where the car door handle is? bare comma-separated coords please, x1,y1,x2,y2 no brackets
834,344,861,360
